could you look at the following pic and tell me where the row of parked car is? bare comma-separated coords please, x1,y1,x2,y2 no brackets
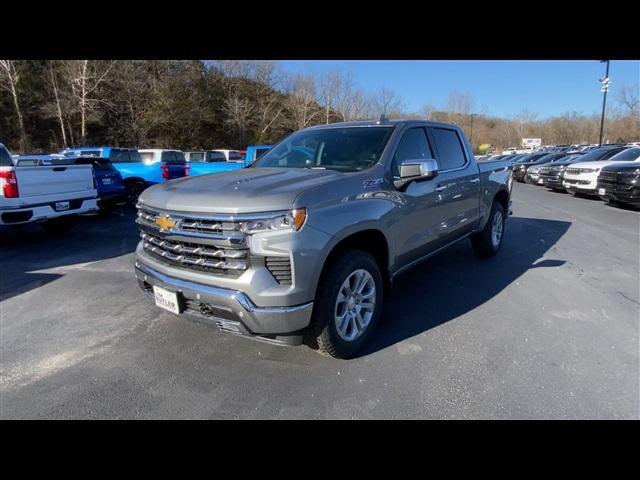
478,143,640,209
0,143,273,231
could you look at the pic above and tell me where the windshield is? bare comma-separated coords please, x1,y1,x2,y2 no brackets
607,147,640,162
253,126,394,172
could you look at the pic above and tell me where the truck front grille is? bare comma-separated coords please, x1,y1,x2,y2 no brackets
265,256,292,285
598,172,618,185
137,207,249,277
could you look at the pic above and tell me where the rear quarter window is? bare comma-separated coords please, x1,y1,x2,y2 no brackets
0,145,13,166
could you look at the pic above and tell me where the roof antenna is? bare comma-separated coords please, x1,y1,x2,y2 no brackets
377,114,389,125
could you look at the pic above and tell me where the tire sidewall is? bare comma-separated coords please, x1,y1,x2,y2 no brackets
314,251,384,358
488,202,506,253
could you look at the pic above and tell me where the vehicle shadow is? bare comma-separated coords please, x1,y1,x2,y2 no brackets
357,217,571,358
0,207,140,302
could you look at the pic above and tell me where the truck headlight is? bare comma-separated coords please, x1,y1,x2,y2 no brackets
240,208,307,234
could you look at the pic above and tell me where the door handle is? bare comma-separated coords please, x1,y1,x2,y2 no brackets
470,178,480,184
435,185,447,192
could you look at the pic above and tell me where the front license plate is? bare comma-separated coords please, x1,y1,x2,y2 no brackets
598,188,606,195
153,286,181,314
538,178,544,184
55,201,70,211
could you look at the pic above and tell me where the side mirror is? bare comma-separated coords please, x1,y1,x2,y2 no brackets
396,158,438,188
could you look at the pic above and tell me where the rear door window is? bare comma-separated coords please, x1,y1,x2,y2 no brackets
208,151,226,162
228,151,243,162
109,149,131,163
189,152,204,162
429,128,467,170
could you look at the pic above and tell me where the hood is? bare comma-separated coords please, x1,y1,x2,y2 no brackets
602,163,640,173
568,159,640,170
138,167,343,214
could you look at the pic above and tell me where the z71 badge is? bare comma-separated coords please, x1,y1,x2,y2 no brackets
363,178,384,189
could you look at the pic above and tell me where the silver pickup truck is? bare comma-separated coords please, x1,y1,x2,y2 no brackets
134,119,513,358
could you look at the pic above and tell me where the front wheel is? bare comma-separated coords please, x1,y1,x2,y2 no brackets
471,201,506,257
125,182,146,206
305,249,383,359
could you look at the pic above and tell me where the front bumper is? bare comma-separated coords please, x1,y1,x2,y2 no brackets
135,260,313,344
540,173,565,189
598,185,640,206
563,177,597,194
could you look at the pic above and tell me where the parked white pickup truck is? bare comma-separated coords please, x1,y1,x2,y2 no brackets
0,143,98,232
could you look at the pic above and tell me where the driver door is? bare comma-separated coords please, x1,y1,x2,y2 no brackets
390,127,449,267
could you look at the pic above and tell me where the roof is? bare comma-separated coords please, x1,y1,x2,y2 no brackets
303,119,460,131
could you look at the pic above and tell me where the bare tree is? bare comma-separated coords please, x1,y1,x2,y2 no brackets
420,103,437,120
222,86,255,147
334,77,369,122
371,86,403,117
319,70,345,124
515,108,539,141
0,60,28,150
61,60,115,142
48,61,67,147
286,73,320,130
617,83,639,117
447,90,476,116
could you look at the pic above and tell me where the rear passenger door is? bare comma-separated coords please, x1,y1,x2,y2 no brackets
426,127,481,241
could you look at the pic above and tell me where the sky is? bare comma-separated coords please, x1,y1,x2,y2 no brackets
278,60,639,119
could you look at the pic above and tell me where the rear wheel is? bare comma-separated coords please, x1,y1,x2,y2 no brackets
125,182,146,206
471,201,505,258
305,249,383,359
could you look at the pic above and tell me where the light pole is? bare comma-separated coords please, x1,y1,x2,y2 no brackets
598,60,611,146
469,113,477,153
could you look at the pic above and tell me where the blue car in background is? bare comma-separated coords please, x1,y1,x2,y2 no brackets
15,154,125,211
61,146,188,205
183,146,273,177
245,145,272,165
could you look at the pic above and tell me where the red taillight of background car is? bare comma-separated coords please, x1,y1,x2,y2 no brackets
161,163,170,180
0,170,19,198
184,164,190,176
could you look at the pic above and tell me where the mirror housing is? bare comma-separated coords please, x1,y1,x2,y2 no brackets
396,158,438,188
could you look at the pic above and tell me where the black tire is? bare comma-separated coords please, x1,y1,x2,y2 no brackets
471,201,506,258
41,216,74,234
604,197,626,208
125,182,146,206
305,249,384,359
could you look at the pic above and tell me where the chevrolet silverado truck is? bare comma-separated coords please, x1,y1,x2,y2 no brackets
1,144,98,232
134,120,513,358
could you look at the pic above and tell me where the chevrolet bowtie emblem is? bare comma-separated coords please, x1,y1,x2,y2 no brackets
155,216,176,230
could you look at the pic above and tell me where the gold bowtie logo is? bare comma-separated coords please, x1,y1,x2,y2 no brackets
155,216,176,230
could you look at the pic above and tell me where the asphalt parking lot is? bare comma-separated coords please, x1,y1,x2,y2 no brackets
1,183,638,419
